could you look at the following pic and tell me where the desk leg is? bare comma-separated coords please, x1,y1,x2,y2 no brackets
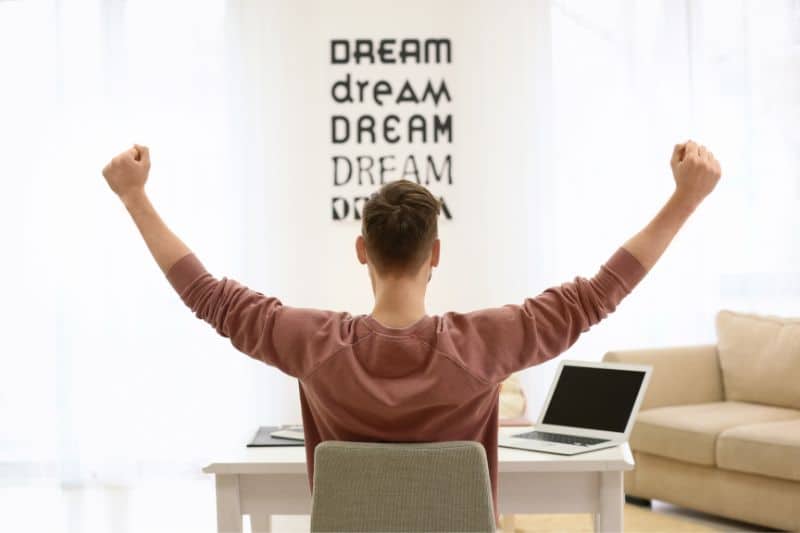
250,514,271,533
215,474,243,533
594,471,623,533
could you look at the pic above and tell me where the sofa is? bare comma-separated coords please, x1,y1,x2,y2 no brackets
603,310,800,531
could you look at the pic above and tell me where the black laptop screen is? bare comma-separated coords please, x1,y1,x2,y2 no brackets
541,365,646,433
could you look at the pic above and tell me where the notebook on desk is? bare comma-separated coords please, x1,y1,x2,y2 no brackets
247,426,305,447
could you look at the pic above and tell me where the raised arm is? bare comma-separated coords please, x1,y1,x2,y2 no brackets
102,144,191,274
622,140,721,270
452,140,722,383
101,145,337,378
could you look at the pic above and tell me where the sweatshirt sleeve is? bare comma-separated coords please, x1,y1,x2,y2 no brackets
441,247,647,384
165,253,343,378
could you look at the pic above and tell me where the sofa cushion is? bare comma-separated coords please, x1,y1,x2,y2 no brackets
717,418,800,482
631,401,800,466
716,310,800,410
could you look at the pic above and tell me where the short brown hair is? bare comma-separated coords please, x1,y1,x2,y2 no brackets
361,180,441,274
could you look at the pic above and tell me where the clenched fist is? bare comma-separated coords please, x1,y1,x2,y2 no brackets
671,140,721,208
102,144,151,201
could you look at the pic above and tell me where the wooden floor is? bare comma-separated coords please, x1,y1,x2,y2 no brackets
0,478,780,533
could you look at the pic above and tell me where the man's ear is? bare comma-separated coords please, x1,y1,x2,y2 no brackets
355,235,368,265
430,239,440,267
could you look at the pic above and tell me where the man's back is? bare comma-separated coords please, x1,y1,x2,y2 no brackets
165,247,647,521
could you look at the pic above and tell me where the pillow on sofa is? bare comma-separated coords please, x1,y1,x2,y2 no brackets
499,374,528,424
716,310,800,410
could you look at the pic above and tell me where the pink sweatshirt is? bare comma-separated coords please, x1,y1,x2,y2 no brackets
166,247,647,521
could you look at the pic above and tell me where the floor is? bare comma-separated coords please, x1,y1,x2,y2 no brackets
0,477,781,533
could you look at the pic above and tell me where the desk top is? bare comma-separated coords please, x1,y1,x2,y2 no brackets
203,426,634,475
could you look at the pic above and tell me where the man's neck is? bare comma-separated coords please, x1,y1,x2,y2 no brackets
370,279,427,329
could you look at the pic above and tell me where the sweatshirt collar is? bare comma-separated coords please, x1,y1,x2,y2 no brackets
364,314,432,335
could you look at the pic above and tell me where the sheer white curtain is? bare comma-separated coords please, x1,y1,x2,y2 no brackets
0,0,291,486
0,0,797,487
519,0,800,413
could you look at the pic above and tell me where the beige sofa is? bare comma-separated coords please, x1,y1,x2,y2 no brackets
604,310,800,532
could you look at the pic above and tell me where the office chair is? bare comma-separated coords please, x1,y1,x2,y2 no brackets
310,440,495,532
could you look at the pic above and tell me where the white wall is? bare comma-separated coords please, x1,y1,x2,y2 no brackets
233,0,550,422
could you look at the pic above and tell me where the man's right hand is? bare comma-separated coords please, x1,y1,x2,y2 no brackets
670,140,722,209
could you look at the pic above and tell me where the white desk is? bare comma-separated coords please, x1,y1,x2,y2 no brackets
203,426,634,533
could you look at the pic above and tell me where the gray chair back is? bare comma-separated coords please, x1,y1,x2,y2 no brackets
310,440,495,532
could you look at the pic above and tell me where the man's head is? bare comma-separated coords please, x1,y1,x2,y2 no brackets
356,180,441,281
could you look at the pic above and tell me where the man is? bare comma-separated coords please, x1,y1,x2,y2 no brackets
102,141,721,523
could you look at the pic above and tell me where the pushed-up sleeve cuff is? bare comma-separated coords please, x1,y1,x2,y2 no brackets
165,253,209,295
605,247,648,293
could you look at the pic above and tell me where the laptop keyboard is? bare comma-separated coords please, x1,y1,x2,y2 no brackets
513,430,609,447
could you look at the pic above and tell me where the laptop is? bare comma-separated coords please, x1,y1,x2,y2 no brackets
499,360,651,455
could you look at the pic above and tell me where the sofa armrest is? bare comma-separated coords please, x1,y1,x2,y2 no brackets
603,345,723,410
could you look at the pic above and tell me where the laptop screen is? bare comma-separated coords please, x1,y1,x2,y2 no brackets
542,365,646,433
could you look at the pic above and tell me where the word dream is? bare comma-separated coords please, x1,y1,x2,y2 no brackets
329,38,454,222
